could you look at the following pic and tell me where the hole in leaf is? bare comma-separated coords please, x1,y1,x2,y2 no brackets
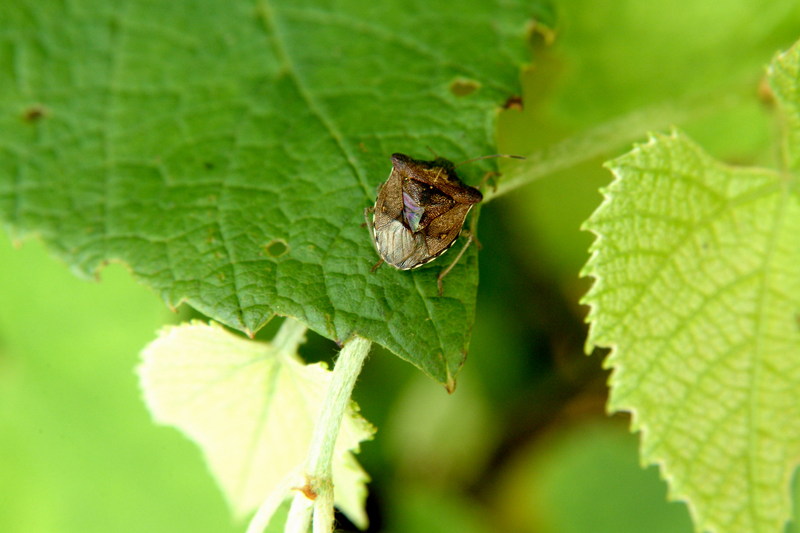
265,239,289,258
502,95,524,110
450,78,480,97
526,17,557,46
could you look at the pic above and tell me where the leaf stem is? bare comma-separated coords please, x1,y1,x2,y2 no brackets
284,334,372,533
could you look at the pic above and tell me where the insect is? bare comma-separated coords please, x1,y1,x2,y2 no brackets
369,153,484,294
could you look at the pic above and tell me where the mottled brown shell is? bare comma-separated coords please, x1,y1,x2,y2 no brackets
372,153,482,270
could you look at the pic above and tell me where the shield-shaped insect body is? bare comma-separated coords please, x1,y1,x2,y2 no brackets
371,153,483,270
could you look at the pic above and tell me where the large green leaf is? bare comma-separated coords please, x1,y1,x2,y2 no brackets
582,41,800,533
0,0,537,384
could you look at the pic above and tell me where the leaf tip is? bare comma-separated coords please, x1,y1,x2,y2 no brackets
444,365,457,394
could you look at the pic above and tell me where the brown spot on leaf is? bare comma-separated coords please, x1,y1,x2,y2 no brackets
503,95,524,111
758,77,775,107
450,78,480,97
23,105,47,122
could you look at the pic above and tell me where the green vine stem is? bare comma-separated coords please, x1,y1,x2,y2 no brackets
484,81,755,202
247,332,372,533
301,334,370,532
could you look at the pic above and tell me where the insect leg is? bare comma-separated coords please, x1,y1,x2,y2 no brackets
437,232,474,296
478,170,501,193
362,206,375,228
371,258,384,272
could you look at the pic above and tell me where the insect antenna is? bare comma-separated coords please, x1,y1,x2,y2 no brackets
455,154,525,168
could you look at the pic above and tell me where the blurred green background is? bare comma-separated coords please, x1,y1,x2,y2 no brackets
3,0,800,532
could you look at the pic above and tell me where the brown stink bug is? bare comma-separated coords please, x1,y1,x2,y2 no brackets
370,152,512,294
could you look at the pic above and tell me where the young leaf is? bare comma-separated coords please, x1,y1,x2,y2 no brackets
582,41,800,533
0,0,539,384
138,320,374,528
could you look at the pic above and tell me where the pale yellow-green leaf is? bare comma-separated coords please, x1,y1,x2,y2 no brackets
583,125,800,533
582,39,800,533
138,320,373,528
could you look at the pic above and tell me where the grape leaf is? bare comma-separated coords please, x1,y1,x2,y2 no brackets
582,41,800,533
138,320,374,528
0,0,538,384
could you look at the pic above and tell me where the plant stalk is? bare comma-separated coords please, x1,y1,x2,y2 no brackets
484,82,756,202
284,334,372,533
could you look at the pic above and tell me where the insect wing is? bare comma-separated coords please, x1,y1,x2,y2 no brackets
402,190,424,232
373,167,429,269
373,216,430,269
402,178,455,233
374,166,404,222
424,203,475,258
